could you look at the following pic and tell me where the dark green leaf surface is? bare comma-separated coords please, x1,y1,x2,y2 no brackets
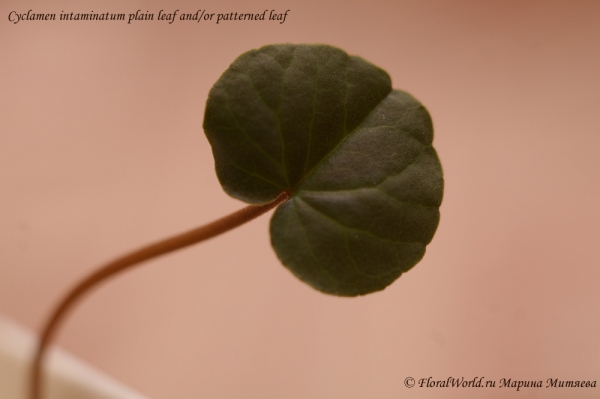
204,44,443,296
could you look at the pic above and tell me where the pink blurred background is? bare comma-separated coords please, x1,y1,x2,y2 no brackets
1,0,599,398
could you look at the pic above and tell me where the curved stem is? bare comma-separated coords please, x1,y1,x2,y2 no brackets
29,192,289,399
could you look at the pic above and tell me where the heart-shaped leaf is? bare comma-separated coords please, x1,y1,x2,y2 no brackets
204,44,443,296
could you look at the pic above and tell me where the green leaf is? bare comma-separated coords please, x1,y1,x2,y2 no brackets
204,44,443,296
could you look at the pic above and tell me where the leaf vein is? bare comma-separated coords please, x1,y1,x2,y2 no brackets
223,91,283,170
275,46,297,187
292,200,344,285
297,196,424,245
302,52,331,177
228,158,286,189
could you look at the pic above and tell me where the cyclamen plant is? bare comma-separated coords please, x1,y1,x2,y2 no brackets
30,43,443,399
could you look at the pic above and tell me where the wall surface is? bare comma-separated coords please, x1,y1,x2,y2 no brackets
1,1,599,398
